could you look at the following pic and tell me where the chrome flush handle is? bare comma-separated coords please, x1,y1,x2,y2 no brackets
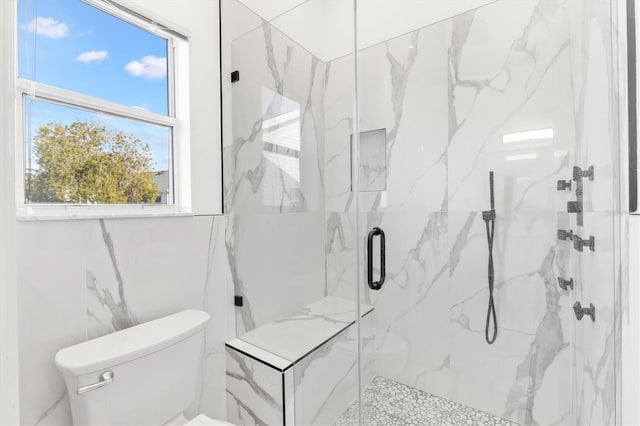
77,371,114,395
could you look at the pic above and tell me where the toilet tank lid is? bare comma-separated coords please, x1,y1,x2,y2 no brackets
55,310,210,376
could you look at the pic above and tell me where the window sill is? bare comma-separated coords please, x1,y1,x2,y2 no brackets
16,205,194,221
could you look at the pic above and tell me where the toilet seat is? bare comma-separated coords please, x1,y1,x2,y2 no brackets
185,414,235,426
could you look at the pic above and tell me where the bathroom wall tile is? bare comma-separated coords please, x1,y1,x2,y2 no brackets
319,2,622,426
17,220,87,426
321,3,580,425
194,216,236,420
567,0,620,424
323,55,355,214
226,21,325,215
324,25,448,214
448,209,572,425
356,26,448,213
573,212,616,426
224,18,331,338
362,211,451,398
83,217,212,339
229,212,326,334
292,324,364,426
17,215,233,425
567,0,619,216
358,129,388,192
82,216,234,420
225,347,286,425
325,211,358,302
447,1,576,214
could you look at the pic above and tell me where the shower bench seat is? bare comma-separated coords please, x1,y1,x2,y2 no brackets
225,295,374,426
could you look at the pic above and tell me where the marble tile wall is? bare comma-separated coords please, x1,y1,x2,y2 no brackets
225,304,373,426
320,0,621,425
16,216,233,425
446,3,577,424
18,0,621,425
225,346,292,425
567,0,621,424
17,7,340,426
222,17,332,336
292,323,374,426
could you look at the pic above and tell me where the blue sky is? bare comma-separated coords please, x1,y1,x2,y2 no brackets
19,0,170,171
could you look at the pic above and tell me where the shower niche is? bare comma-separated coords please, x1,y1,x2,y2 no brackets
353,128,388,192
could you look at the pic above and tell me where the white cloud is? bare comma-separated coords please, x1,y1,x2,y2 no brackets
75,50,109,64
22,17,69,39
124,56,167,80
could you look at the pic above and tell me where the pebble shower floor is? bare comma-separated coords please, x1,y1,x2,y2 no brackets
335,376,519,426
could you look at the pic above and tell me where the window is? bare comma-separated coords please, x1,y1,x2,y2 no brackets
16,0,190,217
261,89,302,208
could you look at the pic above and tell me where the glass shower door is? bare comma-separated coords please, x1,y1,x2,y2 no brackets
220,1,362,425
353,1,622,425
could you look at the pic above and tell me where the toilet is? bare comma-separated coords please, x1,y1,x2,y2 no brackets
55,310,233,426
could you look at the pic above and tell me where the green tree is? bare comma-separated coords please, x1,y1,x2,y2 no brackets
28,121,159,204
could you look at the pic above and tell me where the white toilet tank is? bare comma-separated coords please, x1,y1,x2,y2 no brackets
55,310,210,425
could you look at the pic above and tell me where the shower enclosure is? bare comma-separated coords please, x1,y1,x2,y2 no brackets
221,0,626,425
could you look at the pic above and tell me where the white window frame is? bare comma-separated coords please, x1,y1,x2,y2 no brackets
15,0,191,220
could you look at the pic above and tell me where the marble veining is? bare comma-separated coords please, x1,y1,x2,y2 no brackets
226,345,287,426
320,1,614,425
18,215,232,425
292,325,365,426
502,247,570,424
238,295,373,363
33,392,67,426
227,349,282,412
225,215,256,334
87,220,138,333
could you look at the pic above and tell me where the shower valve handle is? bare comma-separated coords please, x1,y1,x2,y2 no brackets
557,180,572,191
567,201,583,213
557,229,573,241
573,234,595,252
558,277,574,291
573,302,595,322
573,165,595,181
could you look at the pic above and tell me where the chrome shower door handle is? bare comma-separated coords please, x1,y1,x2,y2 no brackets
77,371,114,395
367,227,386,290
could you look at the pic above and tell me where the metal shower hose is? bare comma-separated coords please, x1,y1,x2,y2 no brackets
484,171,497,344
